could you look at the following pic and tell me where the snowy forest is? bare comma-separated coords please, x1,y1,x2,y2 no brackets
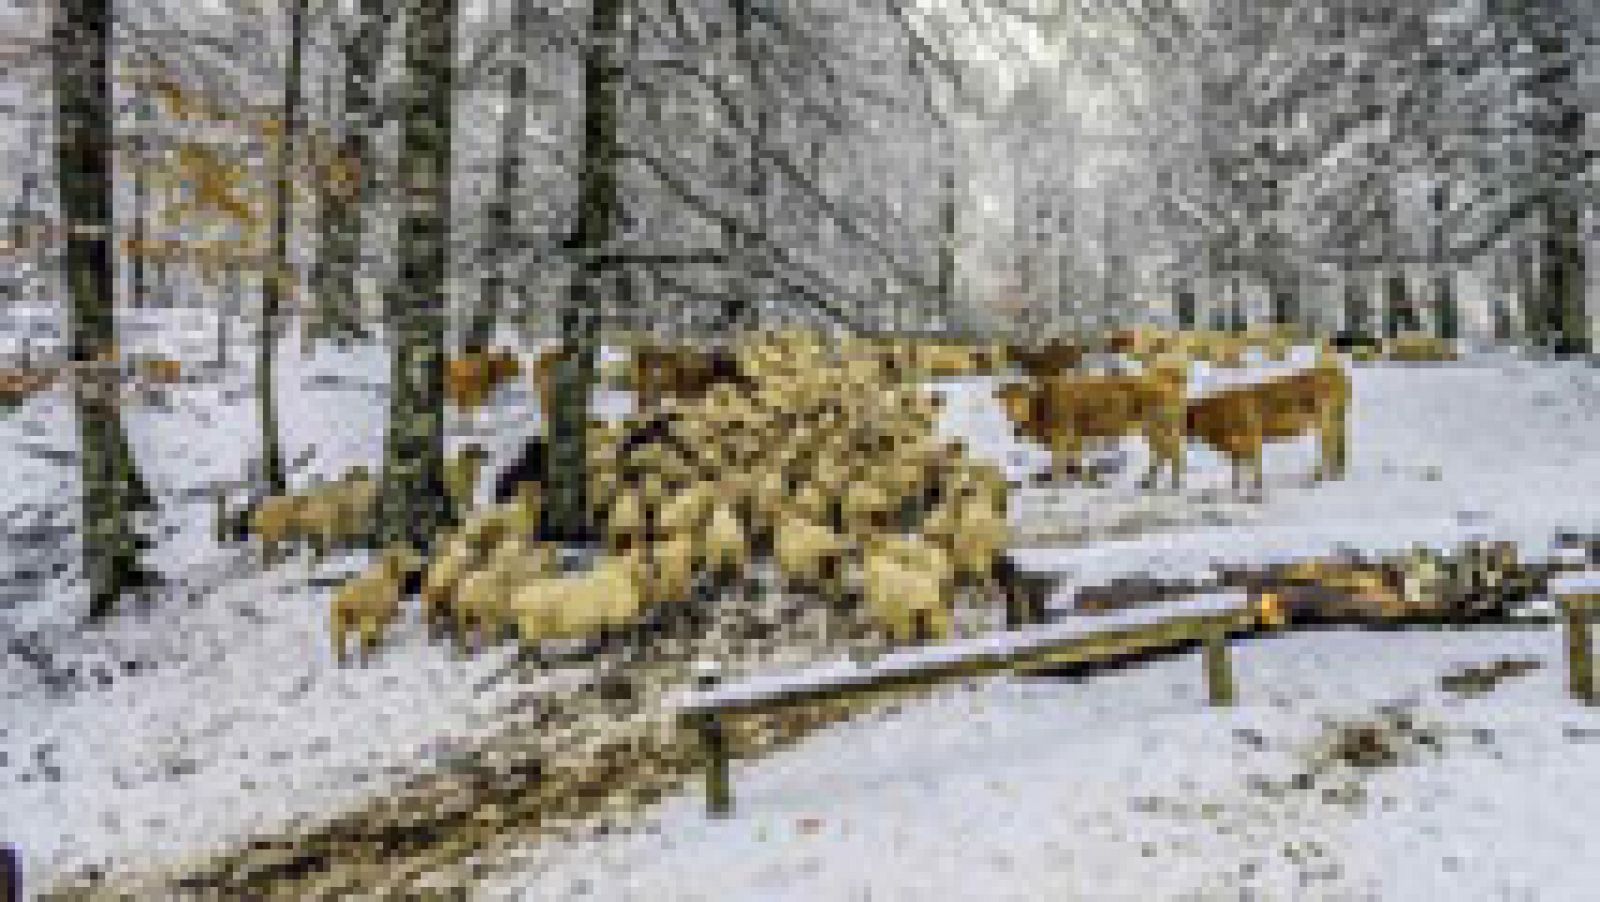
2,0,1599,898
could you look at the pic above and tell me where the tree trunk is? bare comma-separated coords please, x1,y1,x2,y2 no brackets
1343,268,1370,339
1529,5,1589,356
1517,237,1540,346
318,0,389,346
376,0,456,551
1383,269,1418,338
543,0,626,544
1375,180,1418,338
1429,179,1459,340
257,0,305,497
129,96,148,309
467,0,531,356
1266,265,1298,327
55,0,156,620
311,59,362,346
937,156,957,329
1542,200,1588,356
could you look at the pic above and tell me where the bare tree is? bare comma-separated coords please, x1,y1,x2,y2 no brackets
375,0,456,550
55,0,156,619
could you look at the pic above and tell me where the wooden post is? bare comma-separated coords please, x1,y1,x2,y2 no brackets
1203,625,1235,706
212,487,229,544
693,711,732,817
1565,600,1594,704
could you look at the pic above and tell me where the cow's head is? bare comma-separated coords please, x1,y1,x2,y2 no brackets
995,380,1038,433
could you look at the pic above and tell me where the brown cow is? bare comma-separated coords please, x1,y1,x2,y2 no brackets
629,343,747,410
0,366,57,406
1183,357,1350,496
1007,339,1086,380
997,362,1187,488
447,347,522,410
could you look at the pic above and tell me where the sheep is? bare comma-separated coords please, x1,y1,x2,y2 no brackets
330,466,377,546
653,483,706,547
330,545,424,664
841,478,893,539
750,468,791,536
509,552,647,646
946,496,1008,592
604,489,646,553
452,559,515,650
296,481,346,560
859,548,951,644
421,535,480,635
789,481,833,529
510,576,585,644
702,502,747,583
250,494,304,564
591,550,650,629
774,513,852,591
871,533,955,599
646,532,700,606
460,483,541,552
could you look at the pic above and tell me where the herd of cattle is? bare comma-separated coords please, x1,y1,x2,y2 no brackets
257,324,1392,663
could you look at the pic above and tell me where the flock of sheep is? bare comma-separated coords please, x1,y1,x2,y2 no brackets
293,331,1019,663
233,321,1422,664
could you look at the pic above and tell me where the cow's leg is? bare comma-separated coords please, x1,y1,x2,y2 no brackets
330,609,348,665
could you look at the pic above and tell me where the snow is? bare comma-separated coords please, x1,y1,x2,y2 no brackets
482,627,1600,901
0,312,633,886
4,324,1599,894
1548,571,1600,598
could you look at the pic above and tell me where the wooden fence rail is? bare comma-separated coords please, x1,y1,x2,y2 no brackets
671,592,1253,816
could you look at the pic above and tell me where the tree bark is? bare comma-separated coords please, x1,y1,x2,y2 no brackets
1428,177,1459,341
1343,267,1370,339
1527,2,1589,355
1266,264,1298,327
311,57,363,346
1541,197,1587,355
937,155,957,328
256,0,305,497
543,0,626,544
376,0,456,551
1175,283,1197,329
467,0,531,356
318,0,389,346
55,0,156,620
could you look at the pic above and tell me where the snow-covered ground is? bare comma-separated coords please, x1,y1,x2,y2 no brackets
3,318,1598,895
482,626,1600,901
0,314,633,886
